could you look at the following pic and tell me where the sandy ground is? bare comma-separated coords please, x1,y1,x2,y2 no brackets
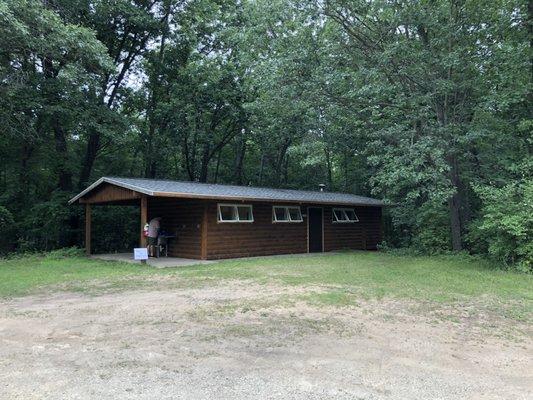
0,281,531,400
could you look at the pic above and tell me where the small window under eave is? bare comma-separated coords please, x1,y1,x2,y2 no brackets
217,204,254,223
332,208,359,223
272,206,303,223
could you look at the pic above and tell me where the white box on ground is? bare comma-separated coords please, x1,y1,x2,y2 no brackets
133,248,148,261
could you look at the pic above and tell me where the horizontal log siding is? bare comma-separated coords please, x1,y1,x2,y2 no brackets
205,202,307,259
147,198,203,259
80,183,140,204
323,206,382,251
146,198,382,260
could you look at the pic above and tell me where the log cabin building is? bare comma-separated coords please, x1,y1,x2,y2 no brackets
69,177,385,260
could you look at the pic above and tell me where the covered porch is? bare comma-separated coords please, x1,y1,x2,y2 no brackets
80,184,150,256
72,179,207,259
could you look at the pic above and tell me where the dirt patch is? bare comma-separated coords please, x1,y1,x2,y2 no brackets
0,281,531,400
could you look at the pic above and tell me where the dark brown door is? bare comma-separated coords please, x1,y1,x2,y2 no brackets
308,207,323,253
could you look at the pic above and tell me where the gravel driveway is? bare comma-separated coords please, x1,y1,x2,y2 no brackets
0,280,531,400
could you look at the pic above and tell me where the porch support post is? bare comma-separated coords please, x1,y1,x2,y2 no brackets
201,203,208,260
85,203,91,255
140,195,148,248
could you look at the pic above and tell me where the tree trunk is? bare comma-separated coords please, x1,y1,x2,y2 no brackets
234,132,246,185
448,155,463,251
144,5,171,180
199,142,211,183
182,132,196,181
42,55,72,192
276,138,291,185
17,144,34,206
78,131,100,190
52,118,72,191
77,32,150,189
283,154,290,184
144,124,157,178
527,0,533,104
343,150,349,191
325,146,333,190
258,154,265,185
214,150,222,183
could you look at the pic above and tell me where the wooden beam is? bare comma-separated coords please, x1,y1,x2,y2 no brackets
140,195,148,248
85,204,91,255
201,203,208,260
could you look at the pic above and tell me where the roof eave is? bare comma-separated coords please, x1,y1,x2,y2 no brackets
152,191,385,206
68,177,387,207
68,177,154,204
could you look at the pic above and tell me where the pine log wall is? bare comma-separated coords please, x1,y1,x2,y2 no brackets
147,198,382,259
205,202,308,259
323,206,382,251
147,198,204,259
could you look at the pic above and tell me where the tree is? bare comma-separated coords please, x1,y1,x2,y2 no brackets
0,0,530,267
0,0,112,247
323,0,531,252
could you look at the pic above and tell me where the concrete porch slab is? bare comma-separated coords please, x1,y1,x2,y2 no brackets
90,253,214,268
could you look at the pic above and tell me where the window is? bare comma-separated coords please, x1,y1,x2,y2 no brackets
237,205,253,221
219,205,237,221
272,206,303,223
332,208,359,223
217,204,254,223
274,206,288,221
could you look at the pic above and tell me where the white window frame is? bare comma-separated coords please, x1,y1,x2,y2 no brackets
332,208,359,223
217,204,254,223
272,206,303,223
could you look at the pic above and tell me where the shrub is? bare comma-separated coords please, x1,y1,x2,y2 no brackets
470,179,532,272
18,191,82,251
44,247,85,259
410,201,452,254
0,206,17,254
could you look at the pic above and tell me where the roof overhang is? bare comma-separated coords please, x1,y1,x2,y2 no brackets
70,177,387,207
68,177,154,204
148,191,384,206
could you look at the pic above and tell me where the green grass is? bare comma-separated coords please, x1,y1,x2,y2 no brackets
0,254,157,297
1,251,531,322
181,251,532,303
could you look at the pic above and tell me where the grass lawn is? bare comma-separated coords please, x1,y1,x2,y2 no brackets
1,251,531,322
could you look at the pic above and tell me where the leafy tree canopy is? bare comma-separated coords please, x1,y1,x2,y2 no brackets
0,0,531,269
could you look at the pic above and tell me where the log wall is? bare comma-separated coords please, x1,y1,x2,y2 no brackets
147,198,204,259
147,198,382,259
205,202,308,259
323,206,382,251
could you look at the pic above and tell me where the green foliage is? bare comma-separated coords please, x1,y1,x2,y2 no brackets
0,0,530,270
43,247,86,259
18,192,75,251
0,206,16,254
470,179,533,271
5,247,85,260
410,202,452,253
92,206,139,254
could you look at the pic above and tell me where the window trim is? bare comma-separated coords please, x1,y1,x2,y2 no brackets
217,203,254,223
272,205,303,223
332,207,359,223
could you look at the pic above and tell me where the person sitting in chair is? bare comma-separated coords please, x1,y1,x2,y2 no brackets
147,217,161,257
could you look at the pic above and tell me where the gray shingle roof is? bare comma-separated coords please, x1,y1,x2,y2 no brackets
69,177,385,206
